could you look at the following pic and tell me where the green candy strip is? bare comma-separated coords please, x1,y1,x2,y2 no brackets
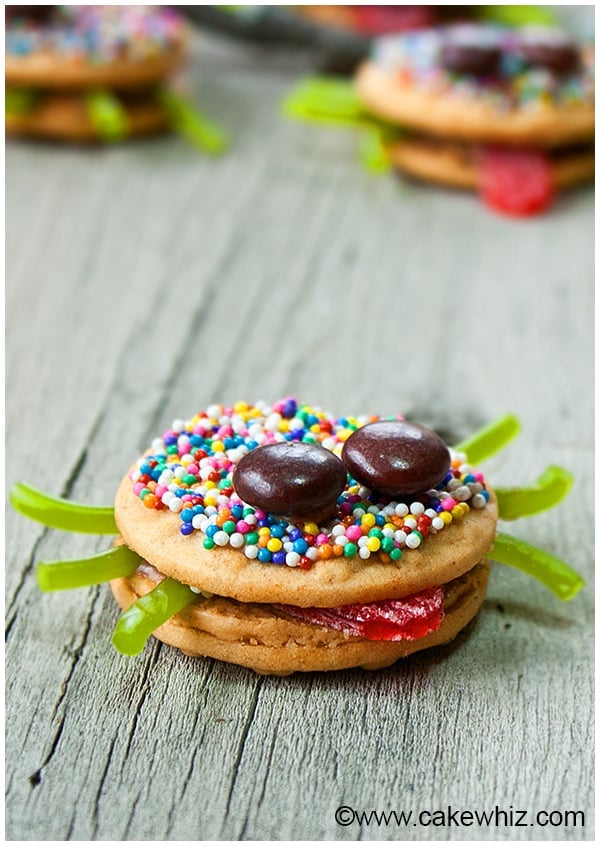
283,77,369,126
496,465,573,521
112,577,197,655
5,87,39,116
480,5,559,27
283,77,397,173
84,90,128,141
358,127,393,174
453,414,521,464
491,532,584,601
37,545,141,592
157,88,228,155
10,482,118,534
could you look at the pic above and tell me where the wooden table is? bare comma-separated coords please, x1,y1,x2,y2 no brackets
6,20,594,842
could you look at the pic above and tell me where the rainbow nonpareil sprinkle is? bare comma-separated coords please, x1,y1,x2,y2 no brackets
129,399,490,570
5,5,185,62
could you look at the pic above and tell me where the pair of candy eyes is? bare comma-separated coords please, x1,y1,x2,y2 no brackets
438,36,578,76
233,422,450,511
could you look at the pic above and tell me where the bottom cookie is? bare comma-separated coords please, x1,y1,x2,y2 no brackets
388,134,595,192
5,91,170,143
111,560,490,675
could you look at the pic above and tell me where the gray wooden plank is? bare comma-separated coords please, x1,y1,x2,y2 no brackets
6,25,594,842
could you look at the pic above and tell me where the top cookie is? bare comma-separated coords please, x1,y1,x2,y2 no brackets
5,5,187,90
114,399,498,607
355,24,595,147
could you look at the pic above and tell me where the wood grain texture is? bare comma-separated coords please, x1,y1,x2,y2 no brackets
6,20,594,842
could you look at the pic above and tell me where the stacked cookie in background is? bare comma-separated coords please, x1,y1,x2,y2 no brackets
5,5,226,152
355,24,595,215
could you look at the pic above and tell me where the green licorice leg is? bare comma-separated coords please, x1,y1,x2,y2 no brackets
495,465,573,520
5,88,39,116
453,414,521,464
10,482,118,534
37,546,141,591
157,88,228,155
490,532,585,601
358,127,392,174
84,90,128,142
112,578,197,656
480,5,559,27
283,76,367,126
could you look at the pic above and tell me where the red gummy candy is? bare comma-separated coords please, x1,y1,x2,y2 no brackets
274,586,444,642
479,147,555,217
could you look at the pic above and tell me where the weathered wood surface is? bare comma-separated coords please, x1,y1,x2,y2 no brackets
6,19,594,842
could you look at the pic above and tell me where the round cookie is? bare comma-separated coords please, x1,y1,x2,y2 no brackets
111,561,490,675
5,5,186,91
114,470,497,607
5,91,170,143
355,26,594,148
110,399,499,673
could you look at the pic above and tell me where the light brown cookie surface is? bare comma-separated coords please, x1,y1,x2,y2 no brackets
355,60,595,148
114,471,498,607
111,561,490,674
5,93,170,143
5,45,184,92
388,135,595,190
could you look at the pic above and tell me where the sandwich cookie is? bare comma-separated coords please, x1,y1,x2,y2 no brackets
12,399,583,675
355,24,594,214
107,406,499,675
5,6,226,152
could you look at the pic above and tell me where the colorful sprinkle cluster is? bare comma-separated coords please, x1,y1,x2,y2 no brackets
129,399,490,570
372,25,594,110
5,5,184,62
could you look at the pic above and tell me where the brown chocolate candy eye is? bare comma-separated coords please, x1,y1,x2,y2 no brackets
341,421,450,497
232,442,347,516
440,28,502,76
518,29,579,74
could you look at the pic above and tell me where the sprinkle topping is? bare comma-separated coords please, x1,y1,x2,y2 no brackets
371,24,594,110
5,5,184,62
129,399,491,569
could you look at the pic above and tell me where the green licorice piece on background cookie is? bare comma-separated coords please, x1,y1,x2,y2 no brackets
157,88,228,155
112,578,197,656
358,127,392,174
37,545,141,592
495,465,574,520
5,88,38,116
480,5,559,27
283,77,367,126
84,90,128,141
491,532,584,601
283,77,399,173
10,482,118,534
453,414,521,464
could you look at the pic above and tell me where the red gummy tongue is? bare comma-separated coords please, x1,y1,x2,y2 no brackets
479,147,555,217
354,6,436,36
274,587,444,642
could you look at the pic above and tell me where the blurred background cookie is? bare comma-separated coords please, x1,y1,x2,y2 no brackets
5,4,185,90
5,5,227,151
284,18,594,216
355,24,594,214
